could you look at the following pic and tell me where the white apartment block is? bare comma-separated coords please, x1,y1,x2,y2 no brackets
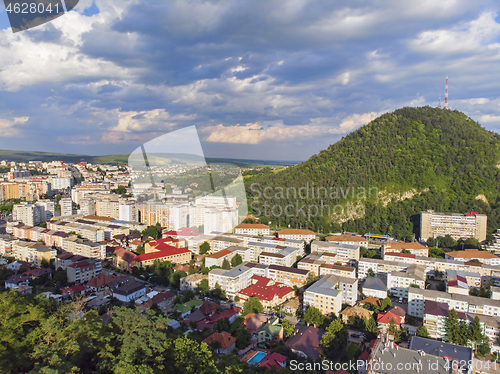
382,242,429,257
208,264,254,298
386,264,426,299
118,201,138,222
0,234,16,256
13,202,42,226
420,210,487,242
303,274,352,315
211,236,244,253
408,288,500,318
258,247,297,267
62,236,107,259
50,177,72,190
310,240,360,261
60,198,73,217
358,258,407,279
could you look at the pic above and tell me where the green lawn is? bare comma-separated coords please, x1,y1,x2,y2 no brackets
347,342,362,360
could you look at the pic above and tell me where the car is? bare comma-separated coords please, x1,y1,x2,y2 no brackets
351,334,359,338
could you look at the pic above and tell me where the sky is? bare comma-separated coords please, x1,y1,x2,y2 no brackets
1,0,500,161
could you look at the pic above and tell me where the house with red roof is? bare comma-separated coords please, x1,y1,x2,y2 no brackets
258,352,287,370
376,311,402,330
203,331,237,355
112,247,137,271
238,275,294,309
86,274,117,291
61,284,88,298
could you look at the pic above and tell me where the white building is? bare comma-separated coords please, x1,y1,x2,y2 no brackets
60,198,73,217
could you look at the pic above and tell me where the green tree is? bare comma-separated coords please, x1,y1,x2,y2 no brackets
235,328,251,349
221,259,231,270
387,318,401,341
303,305,326,327
281,319,295,337
444,309,460,344
199,242,210,255
53,268,67,286
416,326,430,338
366,317,378,334
320,318,348,359
243,296,264,315
469,316,483,350
380,297,392,311
214,317,230,333
367,268,375,277
230,254,242,267
457,320,470,346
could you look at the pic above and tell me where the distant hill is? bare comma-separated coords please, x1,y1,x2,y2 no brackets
0,150,291,168
245,107,500,240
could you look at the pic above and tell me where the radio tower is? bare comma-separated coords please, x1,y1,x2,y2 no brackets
444,76,449,110
438,94,441,109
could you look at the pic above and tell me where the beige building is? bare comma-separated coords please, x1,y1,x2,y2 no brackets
303,275,343,316
180,273,208,291
382,242,428,257
420,210,487,242
277,229,315,242
234,223,270,236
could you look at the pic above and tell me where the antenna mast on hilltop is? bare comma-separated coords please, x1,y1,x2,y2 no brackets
438,94,441,109
444,76,449,110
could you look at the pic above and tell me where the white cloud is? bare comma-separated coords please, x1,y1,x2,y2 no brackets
409,11,500,54
110,109,196,133
0,116,29,136
478,114,500,123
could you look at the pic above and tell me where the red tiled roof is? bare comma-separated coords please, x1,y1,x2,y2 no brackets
358,351,370,362
135,246,191,262
114,248,137,263
86,274,116,288
62,284,87,296
376,311,402,325
239,276,293,301
258,352,287,370
385,252,416,259
202,331,236,349
151,291,176,304
208,249,231,259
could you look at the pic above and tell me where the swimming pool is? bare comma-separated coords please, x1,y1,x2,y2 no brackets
247,351,267,365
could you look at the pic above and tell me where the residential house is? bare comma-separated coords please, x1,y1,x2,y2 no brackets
180,273,208,292
238,275,294,310
108,276,147,302
285,325,324,361
258,317,283,347
340,305,374,324
86,274,117,292
202,331,236,355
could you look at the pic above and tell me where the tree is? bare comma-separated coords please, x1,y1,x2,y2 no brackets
367,268,375,277
235,327,251,349
469,316,483,350
214,317,230,333
320,319,348,360
221,259,231,270
457,320,470,346
234,296,240,303
196,278,210,295
360,246,369,257
426,237,436,247
182,290,195,303
199,241,210,255
281,319,295,337
211,283,227,300
141,224,162,240
243,296,264,315
478,336,491,355
53,268,67,286
303,305,326,327
441,234,457,249
380,297,392,311
365,317,378,334
387,318,401,341
416,326,430,338
444,309,460,344
230,254,242,267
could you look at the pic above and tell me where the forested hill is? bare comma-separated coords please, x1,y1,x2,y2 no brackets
245,107,500,240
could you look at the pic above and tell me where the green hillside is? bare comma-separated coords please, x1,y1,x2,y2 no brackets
245,107,500,240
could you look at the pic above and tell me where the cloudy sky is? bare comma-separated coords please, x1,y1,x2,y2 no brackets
1,0,500,161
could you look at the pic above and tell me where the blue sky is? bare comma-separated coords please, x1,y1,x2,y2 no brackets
1,0,500,161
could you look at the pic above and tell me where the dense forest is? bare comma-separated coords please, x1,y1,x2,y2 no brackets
0,291,315,374
245,107,500,240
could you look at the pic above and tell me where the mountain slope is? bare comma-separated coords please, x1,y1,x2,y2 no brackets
245,107,500,240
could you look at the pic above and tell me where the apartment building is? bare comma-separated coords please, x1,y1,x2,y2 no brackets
211,235,244,253
386,264,426,299
420,210,487,242
358,258,407,279
445,249,500,266
208,263,254,298
0,234,16,255
408,288,500,318
238,275,294,309
62,236,107,259
423,299,500,351
205,249,234,268
258,247,297,267
319,264,356,279
60,198,73,217
381,242,428,257
446,270,481,295
11,241,56,266
325,234,368,247
266,265,310,289
277,229,315,242
67,259,102,284
135,245,192,268
310,240,360,261
303,275,343,316
233,223,270,236
13,202,42,226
